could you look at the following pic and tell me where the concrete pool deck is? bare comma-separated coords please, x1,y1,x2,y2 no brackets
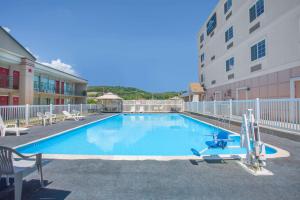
0,113,299,200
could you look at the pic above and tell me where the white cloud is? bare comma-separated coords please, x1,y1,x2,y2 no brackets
41,59,76,75
3,26,11,33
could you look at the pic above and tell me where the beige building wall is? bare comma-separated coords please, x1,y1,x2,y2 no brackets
198,0,300,100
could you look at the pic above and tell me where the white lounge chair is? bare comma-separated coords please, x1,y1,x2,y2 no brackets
129,106,135,113
138,106,145,113
72,110,86,119
62,111,85,121
0,146,44,200
0,115,29,137
37,112,49,126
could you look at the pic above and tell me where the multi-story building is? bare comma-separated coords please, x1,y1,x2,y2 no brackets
198,0,300,100
0,26,87,105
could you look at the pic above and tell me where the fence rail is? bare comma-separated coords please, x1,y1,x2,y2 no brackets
184,98,300,133
0,104,102,125
2,99,297,133
123,100,183,113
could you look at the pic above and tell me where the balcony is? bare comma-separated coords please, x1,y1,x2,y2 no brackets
34,81,86,97
0,75,19,90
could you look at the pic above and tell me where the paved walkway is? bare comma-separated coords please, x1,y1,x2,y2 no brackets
0,113,299,200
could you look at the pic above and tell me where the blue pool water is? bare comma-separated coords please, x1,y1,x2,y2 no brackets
17,114,277,156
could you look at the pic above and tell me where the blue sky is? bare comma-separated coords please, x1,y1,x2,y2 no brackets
1,0,218,92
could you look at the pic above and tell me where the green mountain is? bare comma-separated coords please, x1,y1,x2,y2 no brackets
87,86,185,100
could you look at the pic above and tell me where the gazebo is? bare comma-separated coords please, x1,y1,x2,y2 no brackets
96,92,123,112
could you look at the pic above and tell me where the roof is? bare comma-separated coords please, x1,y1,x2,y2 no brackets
0,26,36,61
96,92,123,100
189,83,204,94
0,26,87,83
35,62,88,83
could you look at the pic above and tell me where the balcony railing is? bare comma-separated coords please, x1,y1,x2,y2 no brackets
0,75,19,90
34,81,86,96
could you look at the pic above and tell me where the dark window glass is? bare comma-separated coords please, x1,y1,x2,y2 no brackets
256,0,264,17
201,53,205,62
251,44,257,61
206,13,217,35
226,57,234,71
200,74,205,82
257,40,265,58
224,2,228,14
200,34,204,43
251,40,266,61
225,26,233,42
224,0,232,14
249,0,264,22
249,5,256,22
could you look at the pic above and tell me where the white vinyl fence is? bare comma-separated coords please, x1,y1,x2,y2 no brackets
123,100,183,113
184,98,300,133
0,104,102,125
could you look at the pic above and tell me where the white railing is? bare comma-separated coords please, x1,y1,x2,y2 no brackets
123,100,183,113
0,104,102,125
184,98,300,133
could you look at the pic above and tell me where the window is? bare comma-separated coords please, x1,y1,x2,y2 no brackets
251,40,265,61
224,0,232,14
251,45,257,61
225,26,233,42
256,0,264,16
257,40,266,58
34,75,40,91
200,33,204,43
226,57,234,71
201,53,205,62
200,74,205,82
249,0,264,23
249,5,256,22
206,13,217,35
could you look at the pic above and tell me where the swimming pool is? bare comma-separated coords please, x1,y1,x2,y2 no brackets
17,114,278,157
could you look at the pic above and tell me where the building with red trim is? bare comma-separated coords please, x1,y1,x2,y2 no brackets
0,26,87,105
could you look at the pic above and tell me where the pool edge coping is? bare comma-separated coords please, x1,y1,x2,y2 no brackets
14,113,290,160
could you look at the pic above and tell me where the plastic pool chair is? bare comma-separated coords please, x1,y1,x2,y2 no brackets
45,112,57,124
0,115,29,137
37,112,49,126
206,132,233,149
0,146,44,200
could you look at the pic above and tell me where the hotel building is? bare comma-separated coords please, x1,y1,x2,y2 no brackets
198,0,300,100
0,26,87,105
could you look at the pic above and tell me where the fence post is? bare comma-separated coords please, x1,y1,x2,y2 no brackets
68,104,71,113
255,98,260,124
80,104,83,114
49,104,53,124
213,100,216,116
25,104,29,126
229,99,232,119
